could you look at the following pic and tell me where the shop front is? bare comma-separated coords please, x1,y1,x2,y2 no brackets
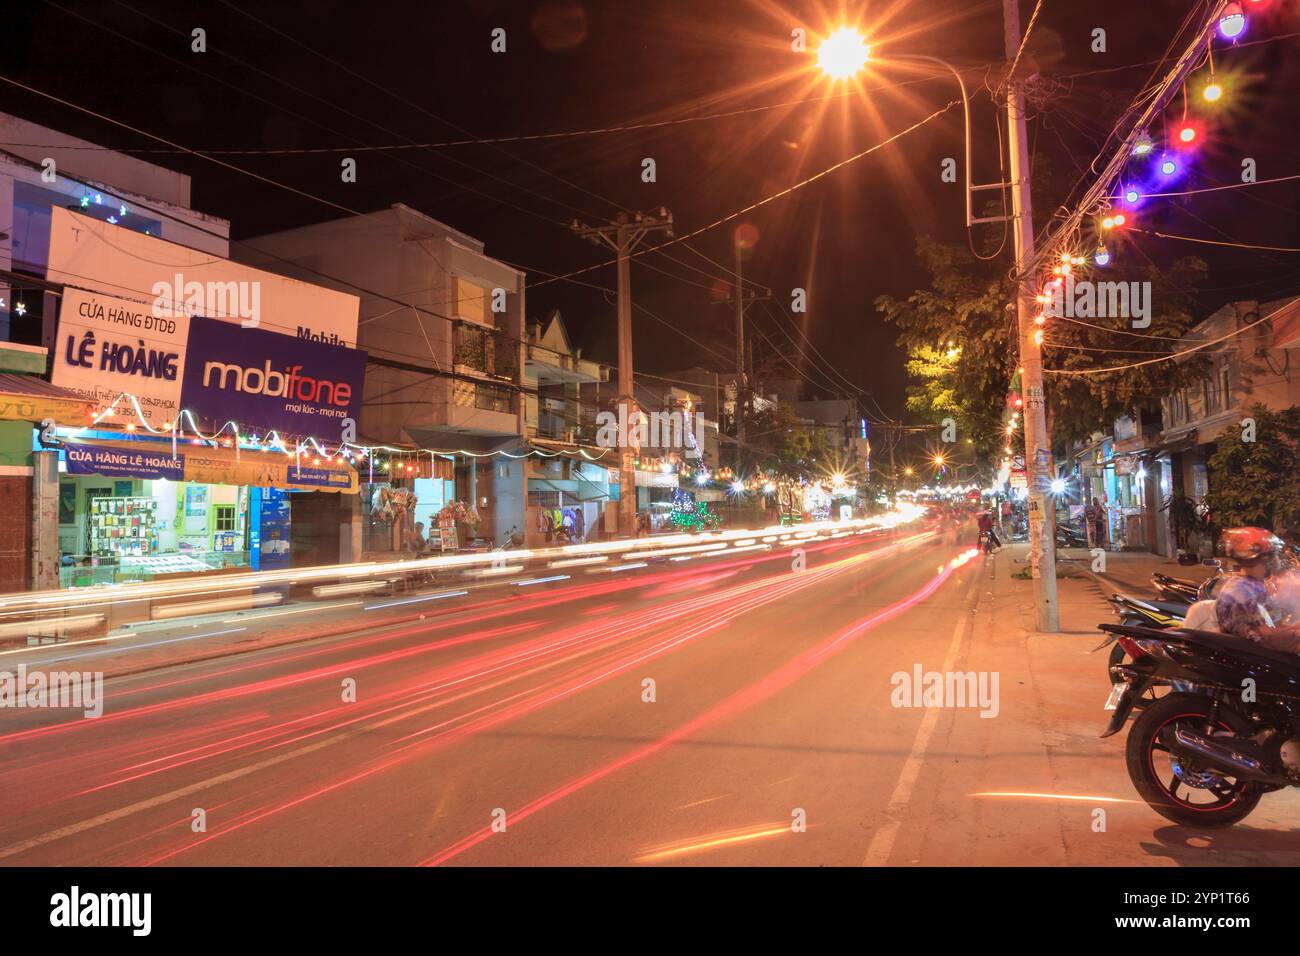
55,436,357,586
525,453,610,546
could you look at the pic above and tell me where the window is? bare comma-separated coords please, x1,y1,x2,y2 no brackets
454,277,488,325
1203,378,1219,415
213,505,236,532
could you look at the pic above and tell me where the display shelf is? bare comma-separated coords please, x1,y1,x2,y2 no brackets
89,496,159,558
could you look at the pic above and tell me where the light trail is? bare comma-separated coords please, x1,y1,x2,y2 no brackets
118,533,931,864
633,823,795,863
0,510,924,618
420,542,965,866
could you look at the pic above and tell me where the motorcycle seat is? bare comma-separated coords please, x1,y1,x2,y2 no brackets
1113,594,1189,616
1100,621,1300,671
1171,626,1300,671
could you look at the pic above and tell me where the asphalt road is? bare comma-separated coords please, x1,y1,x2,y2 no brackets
5,521,1299,866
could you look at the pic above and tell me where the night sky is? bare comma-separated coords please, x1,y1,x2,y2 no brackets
4,0,1299,425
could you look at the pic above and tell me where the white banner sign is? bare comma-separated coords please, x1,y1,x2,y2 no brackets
52,288,189,427
46,208,359,346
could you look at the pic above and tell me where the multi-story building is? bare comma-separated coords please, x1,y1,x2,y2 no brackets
521,309,615,545
1066,296,1300,557
790,397,871,479
238,204,528,551
1154,295,1300,554
0,112,363,592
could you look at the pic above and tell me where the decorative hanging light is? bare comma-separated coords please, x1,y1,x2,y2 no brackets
1218,3,1246,40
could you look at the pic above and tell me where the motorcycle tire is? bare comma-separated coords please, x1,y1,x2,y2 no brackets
1124,693,1262,828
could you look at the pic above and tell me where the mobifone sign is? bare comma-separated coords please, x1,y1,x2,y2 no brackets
179,317,365,442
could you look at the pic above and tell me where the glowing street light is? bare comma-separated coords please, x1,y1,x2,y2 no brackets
817,27,869,80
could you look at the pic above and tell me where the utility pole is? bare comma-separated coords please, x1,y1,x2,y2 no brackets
1002,0,1059,631
735,246,746,467
714,253,769,472
571,209,673,539
888,427,897,498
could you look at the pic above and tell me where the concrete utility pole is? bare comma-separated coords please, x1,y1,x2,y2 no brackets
735,245,746,463
714,255,769,472
1002,0,1059,631
570,209,673,539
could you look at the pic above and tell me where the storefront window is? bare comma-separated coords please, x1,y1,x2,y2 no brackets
59,472,253,586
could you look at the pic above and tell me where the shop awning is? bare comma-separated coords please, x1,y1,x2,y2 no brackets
63,437,358,494
0,373,92,424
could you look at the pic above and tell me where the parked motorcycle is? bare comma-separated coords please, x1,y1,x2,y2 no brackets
1099,620,1300,827
1055,521,1089,549
1103,595,1188,709
1150,571,1199,605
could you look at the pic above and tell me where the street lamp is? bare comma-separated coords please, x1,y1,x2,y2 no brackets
816,27,870,80
814,33,982,228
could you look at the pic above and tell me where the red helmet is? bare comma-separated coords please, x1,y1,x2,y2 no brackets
1220,527,1283,561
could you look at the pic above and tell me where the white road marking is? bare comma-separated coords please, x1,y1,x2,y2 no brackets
862,573,976,866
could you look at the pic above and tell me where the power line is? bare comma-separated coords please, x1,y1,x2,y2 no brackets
1043,299,1289,376
1133,228,1300,254
529,101,962,289
209,0,626,220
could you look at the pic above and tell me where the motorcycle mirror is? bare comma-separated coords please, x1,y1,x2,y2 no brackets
1202,558,1222,568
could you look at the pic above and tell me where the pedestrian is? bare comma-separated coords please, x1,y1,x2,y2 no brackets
1084,498,1098,548
1094,499,1108,550
410,521,428,555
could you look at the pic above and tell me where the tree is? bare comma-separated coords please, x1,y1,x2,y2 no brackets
1205,404,1300,538
746,401,813,475
875,239,1017,458
878,236,1209,452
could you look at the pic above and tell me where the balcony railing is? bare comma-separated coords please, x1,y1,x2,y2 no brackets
454,321,519,381
452,377,514,414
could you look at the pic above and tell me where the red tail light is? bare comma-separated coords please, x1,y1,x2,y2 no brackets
1117,635,1147,660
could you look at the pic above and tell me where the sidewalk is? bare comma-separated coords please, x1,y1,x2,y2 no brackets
1054,544,1216,599
876,540,1300,865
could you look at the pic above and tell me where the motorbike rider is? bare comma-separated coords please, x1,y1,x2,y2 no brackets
1214,527,1300,651
976,509,1000,552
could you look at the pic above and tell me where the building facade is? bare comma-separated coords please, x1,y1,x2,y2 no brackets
239,203,529,553
0,113,364,592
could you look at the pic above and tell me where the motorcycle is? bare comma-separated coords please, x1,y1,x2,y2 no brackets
1055,520,1089,549
1103,595,1189,709
1150,571,1199,605
1099,620,1300,827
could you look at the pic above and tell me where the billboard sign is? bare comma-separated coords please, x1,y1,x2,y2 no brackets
46,208,359,346
66,443,184,481
52,288,189,427
179,317,366,442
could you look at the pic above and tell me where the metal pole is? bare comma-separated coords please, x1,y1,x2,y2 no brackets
1003,0,1058,631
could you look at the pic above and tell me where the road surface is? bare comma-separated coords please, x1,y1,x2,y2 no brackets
4,523,1299,866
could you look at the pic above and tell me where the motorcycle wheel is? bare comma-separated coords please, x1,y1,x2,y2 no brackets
1124,693,1261,828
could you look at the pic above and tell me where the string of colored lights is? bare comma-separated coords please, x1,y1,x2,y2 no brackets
1026,1,1279,378
71,391,614,472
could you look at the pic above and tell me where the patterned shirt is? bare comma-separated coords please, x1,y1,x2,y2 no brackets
1215,574,1272,642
